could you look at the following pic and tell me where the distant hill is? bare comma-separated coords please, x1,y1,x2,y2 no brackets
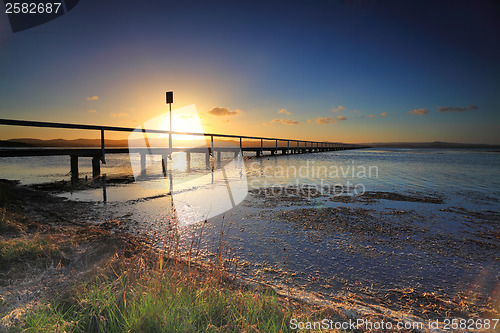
0,140,33,147
0,138,129,147
1,138,499,150
359,141,500,149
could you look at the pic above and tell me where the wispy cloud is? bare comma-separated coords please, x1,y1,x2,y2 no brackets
368,114,375,118
267,118,302,126
332,105,345,113
265,118,302,126
87,109,97,113
408,108,429,115
313,117,336,124
207,106,241,116
380,112,388,117
353,110,360,114
110,112,128,117
278,108,291,115
337,115,347,120
86,96,99,101
437,105,478,112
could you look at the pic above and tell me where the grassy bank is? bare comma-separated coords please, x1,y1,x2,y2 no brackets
23,252,299,332
0,180,323,332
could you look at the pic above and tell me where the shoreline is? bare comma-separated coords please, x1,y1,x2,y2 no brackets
0,178,498,331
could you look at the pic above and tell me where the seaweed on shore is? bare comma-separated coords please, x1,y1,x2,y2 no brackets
332,191,444,204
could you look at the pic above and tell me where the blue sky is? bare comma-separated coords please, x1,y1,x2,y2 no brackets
1,0,499,143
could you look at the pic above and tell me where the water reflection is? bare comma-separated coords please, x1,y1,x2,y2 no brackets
55,149,500,212
45,149,500,309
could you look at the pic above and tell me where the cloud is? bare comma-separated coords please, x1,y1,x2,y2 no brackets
437,106,465,112
408,108,429,115
313,117,336,124
207,106,241,116
278,108,291,115
437,105,478,113
380,112,388,117
368,114,375,118
337,115,347,120
332,105,345,112
353,110,360,113
86,96,99,101
269,118,302,126
87,109,97,113
110,112,128,117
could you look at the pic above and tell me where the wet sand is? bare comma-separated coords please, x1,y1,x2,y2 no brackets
243,187,499,319
6,178,499,330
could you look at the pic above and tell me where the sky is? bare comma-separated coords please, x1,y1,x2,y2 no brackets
1,0,499,144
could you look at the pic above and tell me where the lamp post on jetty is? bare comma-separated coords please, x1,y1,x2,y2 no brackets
166,91,173,159
165,91,174,196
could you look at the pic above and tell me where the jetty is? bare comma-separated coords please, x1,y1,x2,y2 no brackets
0,119,368,181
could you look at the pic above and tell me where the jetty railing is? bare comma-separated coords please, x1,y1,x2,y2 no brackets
0,118,366,180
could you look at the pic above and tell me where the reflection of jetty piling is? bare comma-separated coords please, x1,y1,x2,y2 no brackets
0,119,369,182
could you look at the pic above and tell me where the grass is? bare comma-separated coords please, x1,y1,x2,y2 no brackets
0,204,60,270
0,217,316,332
0,235,59,269
22,250,308,333
0,207,28,234
0,181,325,332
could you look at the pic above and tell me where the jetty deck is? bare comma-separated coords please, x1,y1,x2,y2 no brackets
0,118,368,181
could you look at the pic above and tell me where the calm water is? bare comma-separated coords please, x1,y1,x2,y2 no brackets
2,148,499,208
1,148,499,302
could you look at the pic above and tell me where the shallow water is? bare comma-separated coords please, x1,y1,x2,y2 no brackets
2,148,499,200
1,148,499,309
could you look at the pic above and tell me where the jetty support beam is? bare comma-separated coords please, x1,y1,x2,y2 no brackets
140,153,146,176
92,156,101,179
162,154,168,177
70,155,78,183
186,152,191,172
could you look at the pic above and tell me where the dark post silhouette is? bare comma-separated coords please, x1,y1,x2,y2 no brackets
166,91,173,159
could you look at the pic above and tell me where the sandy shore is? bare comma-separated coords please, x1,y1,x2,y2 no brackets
1,179,498,332
247,186,499,316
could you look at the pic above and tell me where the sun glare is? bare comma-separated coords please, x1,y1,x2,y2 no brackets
156,105,207,146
